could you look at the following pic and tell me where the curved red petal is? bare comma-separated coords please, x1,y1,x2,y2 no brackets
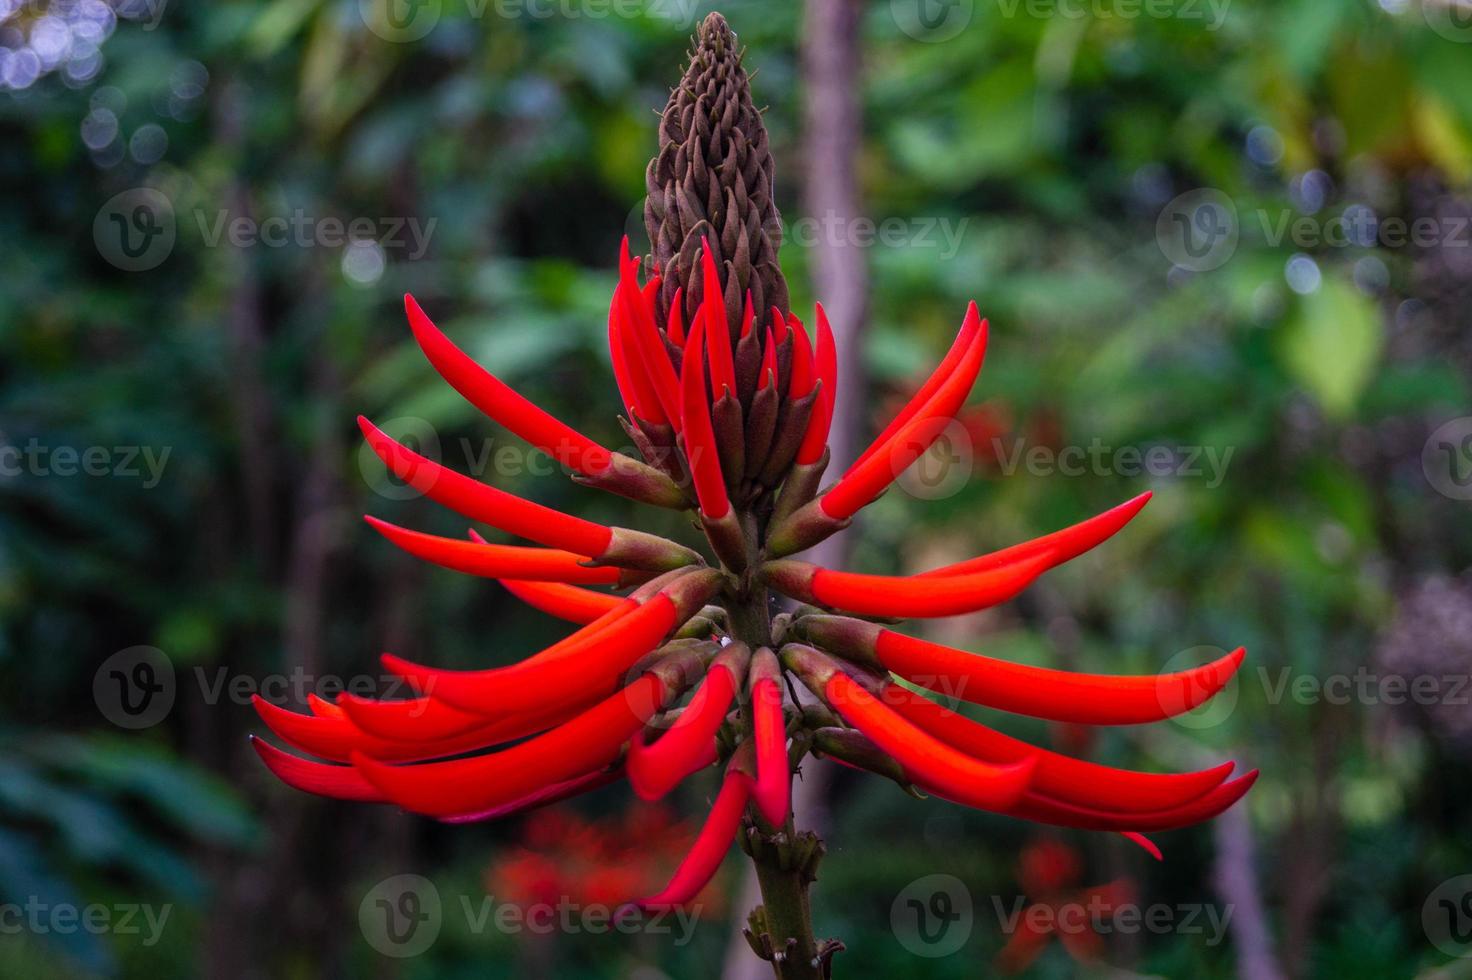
351,673,667,817
877,631,1246,724
680,319,731,519
364,516,624,584
824,673,1032,812
250,736,383,802
404,294,611,475
751,676,790,826
635,768,750,909
918,492,1151,578
499,578,624,625
886,689,1234,810
381,594,678,716
844,305,984,476
627,662,737,800
360,417,613,556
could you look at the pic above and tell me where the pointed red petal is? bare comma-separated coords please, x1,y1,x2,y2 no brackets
767,552,1051,619
886,689,1235,810
380,594,679,716
360,417,613,556
679,319,731,519
699,240,737,397
351,674,667,817
824,673,1032,811
877,631,1245,724
619,240,684,427
919,492,1152,578
819,306,986,519
635,768,750,909
499,578,624,625
250,736,383,802
796,304,838,465
845,305,984,475
1008,771,1259,832
751,676,790,826
627,662,738,800
404,294,611,475
364,516,624,584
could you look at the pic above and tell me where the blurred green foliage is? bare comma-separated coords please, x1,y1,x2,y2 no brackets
2,0,1472,977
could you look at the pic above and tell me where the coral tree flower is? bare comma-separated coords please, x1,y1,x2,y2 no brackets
251,11,1252,961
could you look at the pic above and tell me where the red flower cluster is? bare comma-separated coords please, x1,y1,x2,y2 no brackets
487,805,726,917
251,233,1252,912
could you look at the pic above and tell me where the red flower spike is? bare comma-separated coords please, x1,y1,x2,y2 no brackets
845,306,984,476
699,240,738,398
818,307,986,520
679,320,731,519
765,552,1052,619
627,658,741,800
359,417,613,556
250,22,1255,951
499,578,624,625
250,736,383,803
634,764,752,910
364,516,636,586
351,672,672,819
823,673,1033,812
405,294,612,476
919,492,1152,578
750,650,790,827
795,305,837,465
876,629,1247,725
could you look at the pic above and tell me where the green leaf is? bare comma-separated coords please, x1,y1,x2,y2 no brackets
1277,277,1383,419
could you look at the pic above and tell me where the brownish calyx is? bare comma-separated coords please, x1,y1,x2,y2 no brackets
645,11,789,343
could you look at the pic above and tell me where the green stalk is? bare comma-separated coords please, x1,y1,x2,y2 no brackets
722,533,836,980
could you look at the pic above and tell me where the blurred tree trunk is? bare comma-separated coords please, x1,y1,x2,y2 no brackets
723,1,867,976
